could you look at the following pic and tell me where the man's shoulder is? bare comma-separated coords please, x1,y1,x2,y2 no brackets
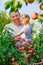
5,23,13,28
5,23,13,26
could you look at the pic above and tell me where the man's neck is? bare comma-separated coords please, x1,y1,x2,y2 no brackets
13,22,21,26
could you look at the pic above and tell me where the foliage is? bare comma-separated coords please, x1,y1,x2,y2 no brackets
0,0,43,64
5,0,22,13
18,43,42,65
36,0,43,3
0,11,43,64
27,51,41,65
23,24,43,65
38,13,43,23
0,28,26,65
0,11,11,34
33,25,43,58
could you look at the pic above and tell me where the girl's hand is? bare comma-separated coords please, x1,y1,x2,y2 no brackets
13,36,21,42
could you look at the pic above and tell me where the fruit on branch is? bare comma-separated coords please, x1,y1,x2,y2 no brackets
40,4,43,10
25,54,29,59
28,45,33,50
19,46,25,53
19,46,25,50
28,0,34,3
29,50,34,55
11,57,15,62
24,0,34,3
36,58,42,63
24,0,28,3
31,12,38,20
12,62,19,65
33,52,36,55
36,60,38,63
15,45,19,49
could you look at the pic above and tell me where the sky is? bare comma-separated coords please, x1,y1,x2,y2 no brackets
0,0,43,15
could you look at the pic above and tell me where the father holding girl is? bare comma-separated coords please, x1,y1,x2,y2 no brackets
4,11,32,46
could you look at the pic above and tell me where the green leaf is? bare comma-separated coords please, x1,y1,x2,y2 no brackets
36,55,40,59
5,1,10,10
12,0,15,4
37,0,41,3
17,2,22,8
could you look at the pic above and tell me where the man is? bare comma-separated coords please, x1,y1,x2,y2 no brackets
4,11,24,46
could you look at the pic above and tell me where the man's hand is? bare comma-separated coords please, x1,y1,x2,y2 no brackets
13,36,21,42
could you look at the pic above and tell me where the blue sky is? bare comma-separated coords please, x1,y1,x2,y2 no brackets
0,0,43,15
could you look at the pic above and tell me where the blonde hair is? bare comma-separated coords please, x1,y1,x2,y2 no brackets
20,14,30,22
23,14,30,20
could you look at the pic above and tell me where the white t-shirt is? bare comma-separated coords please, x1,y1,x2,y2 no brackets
4,23,23,36
3,23,25,46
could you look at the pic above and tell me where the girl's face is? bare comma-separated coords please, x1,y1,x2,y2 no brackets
20,14,29,25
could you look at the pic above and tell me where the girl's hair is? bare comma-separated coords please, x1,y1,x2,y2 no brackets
25,14,30,19
22,14,30,20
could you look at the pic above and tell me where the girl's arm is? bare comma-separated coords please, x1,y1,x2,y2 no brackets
15,31,24,38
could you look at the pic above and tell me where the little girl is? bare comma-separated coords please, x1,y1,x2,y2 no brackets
15,14,32,45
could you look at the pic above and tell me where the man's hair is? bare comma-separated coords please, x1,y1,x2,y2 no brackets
9,11,20,15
